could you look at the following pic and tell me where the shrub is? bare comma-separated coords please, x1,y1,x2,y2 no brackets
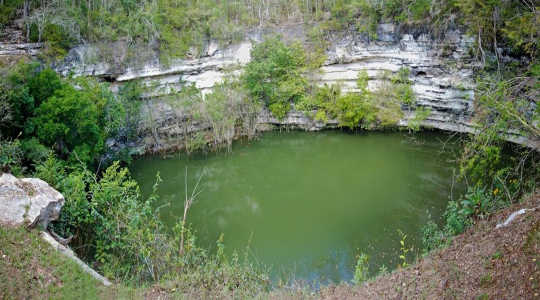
242,36,309,119
42,23,75,58
269,102,291,120
461,143,502,187
352,253,369,284
20,138,51,167
47,161,166,281
407,107,431,132
298,69,413,129
28,68,63,108
443,200,470,235
1,64,139,170
0,139,23,175
390,68,416,106
0,62,40,137
44,159,270,290
335,93,377,129
459,187,491,219
33,154,65,188
421,220,447,253
32,84,105,165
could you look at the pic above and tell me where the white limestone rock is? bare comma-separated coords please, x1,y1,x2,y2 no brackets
0,173,64,228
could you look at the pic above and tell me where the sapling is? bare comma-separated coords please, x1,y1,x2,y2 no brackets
179,166,204,256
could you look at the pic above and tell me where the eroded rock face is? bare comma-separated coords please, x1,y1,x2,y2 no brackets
53,24,538,152
0,42,42,56
0,173,64,228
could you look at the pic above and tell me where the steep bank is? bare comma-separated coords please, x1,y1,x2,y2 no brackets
313,192,540,299
2,25,537,153
0,227,113,299
3,188,536,299
54,24,485,153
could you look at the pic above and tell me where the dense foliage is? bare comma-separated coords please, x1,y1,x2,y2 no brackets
30,156,269,289
4,0,535,62
295,67,421,129
0,62,270,289
0,61,140,171
242,36,312,119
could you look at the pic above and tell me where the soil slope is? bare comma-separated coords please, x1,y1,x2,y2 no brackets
315,193,540,300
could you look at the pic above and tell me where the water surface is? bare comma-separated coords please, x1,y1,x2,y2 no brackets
131,131,462,283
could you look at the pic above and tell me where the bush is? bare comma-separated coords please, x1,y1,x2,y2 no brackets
421,220,447,253
32,84,105,165
242,36,309,119
28,68,62,107
34,154,65,188
335,93,377,129
20,138,51,167
42,23,76,58
1,63,140,171
0,139,23,175
407,107,431,132
443,200,470,235
0,62,39,137
44,159,270,290
47,161,168,281
459,187,492,219
297,71,381,129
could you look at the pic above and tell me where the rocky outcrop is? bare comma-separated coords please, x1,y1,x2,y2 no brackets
0,42,42,66
0,173,112,286
45,24,536,151
0,173,63,228
322,25,477,133
0,42,42,56
53,24,483,153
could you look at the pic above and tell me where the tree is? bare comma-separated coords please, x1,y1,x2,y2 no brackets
242,36,308,119
32,84,104,164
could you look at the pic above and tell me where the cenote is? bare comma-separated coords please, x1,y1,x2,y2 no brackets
130,130,464,284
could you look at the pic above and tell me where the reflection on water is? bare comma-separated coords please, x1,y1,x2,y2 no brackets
131,130,463,284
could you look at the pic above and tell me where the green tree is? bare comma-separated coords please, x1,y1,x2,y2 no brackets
28,67,63,108
243,36,308,119
32,84,104,165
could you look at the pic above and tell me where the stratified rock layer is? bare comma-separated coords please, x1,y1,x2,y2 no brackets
3,24,530,151
54,24,487,152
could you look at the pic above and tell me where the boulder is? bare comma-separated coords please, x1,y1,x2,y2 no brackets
0,173,64,228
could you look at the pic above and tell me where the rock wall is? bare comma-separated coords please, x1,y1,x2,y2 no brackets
37,25,538,151
0,42,42,65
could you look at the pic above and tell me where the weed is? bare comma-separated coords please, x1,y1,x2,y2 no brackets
398,230,413,268
491,251,503,260
476,293,490,300
353,253,369,284
479,274,493,287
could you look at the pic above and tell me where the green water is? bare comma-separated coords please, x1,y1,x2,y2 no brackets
131,131,463,283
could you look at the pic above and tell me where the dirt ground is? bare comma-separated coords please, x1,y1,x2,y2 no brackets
314,192,540,300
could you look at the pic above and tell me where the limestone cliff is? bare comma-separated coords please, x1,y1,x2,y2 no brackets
3,24,535,152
